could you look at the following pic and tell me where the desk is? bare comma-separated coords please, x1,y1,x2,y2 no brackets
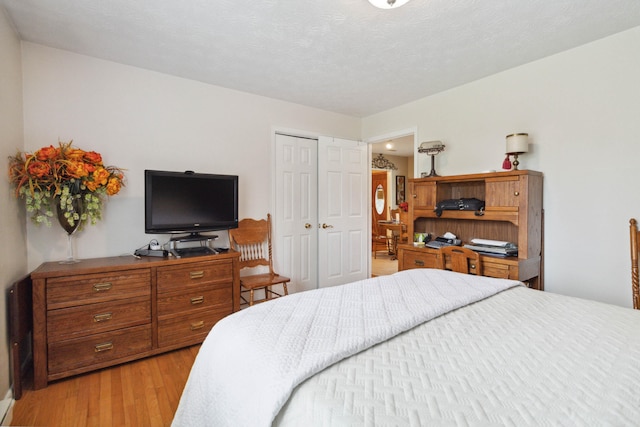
378,221,406,260
397,244,541,290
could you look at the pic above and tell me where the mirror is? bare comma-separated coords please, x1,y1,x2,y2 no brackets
375,184,385,215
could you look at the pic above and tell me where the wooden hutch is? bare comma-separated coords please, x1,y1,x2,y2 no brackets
398,170,543,290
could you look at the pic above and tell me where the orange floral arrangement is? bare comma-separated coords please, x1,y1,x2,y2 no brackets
8,140,125,229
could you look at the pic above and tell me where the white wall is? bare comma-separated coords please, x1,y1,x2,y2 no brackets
363,26,640,308
0,6,27,413
21,43,361,271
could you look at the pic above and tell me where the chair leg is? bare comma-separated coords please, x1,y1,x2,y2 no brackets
282,282,288,296
249,289,255,306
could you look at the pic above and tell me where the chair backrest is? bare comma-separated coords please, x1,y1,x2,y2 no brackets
389,208,408,241
229,214,274,273
390,208,400,220
438,246,482,275
374,221,388,239
630,218,639,309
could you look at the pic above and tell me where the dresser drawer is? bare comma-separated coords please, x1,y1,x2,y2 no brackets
158,306,231,348
48,324,152,375
47,269,151,309
157,285,233,317
157,260,233,293
399,249,439,270
482,260,517,280
48,296,151,341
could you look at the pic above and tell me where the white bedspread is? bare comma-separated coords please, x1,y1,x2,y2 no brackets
172,269,520,427
275,283,640,426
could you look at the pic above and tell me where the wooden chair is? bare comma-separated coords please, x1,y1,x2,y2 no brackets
390,208,409,243
438,246,482,275
229,214,290,307
629,219,640,310
372,221,392,259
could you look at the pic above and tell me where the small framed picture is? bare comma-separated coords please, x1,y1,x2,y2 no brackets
396,175,405,205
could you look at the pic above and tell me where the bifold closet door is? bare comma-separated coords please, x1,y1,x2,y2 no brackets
274,134,318,293
317,136,368,288
274,134,368,291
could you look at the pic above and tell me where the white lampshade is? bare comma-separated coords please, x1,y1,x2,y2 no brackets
506,133,529,154
368,0,411,9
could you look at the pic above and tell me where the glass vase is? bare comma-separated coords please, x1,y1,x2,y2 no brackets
56,197,82,264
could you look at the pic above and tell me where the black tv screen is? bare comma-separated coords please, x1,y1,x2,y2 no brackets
144,170,238,235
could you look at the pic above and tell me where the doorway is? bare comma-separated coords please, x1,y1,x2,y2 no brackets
371,169,395,276
368,130,417,277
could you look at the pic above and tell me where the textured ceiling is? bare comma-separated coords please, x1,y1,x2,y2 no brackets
2,0,639,117
372,135,415,157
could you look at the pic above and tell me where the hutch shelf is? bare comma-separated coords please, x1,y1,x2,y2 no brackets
398,170,543,290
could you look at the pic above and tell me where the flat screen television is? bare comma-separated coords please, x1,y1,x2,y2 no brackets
144,169,238,237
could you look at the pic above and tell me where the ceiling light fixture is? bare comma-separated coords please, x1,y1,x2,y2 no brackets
368,0,411,9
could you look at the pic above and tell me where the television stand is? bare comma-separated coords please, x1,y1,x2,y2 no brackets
169,233,219,258
170,233,218,243
172,246,216,258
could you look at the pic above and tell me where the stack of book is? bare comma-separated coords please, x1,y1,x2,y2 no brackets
464,238,518,257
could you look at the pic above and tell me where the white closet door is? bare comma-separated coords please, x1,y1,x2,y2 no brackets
274,134,318,293
317,136,368,288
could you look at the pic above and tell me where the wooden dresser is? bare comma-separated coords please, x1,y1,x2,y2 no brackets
30,252,240,389
398,170,543,289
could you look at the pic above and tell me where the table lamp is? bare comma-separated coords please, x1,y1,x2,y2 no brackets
505,133,529,170
418,141,445,177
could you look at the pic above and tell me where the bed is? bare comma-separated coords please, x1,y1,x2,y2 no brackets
172,268,640,426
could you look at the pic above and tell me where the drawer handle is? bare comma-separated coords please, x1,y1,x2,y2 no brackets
93,312,113,322
189,271,205,279
414,259,425,267
190,296,205,305
191,321,204,331
93,282,113,292
95,342,114,352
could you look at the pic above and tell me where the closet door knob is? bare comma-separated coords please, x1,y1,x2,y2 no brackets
305,223,312,229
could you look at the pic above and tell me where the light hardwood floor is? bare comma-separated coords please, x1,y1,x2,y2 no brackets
10,345,199,427
371,252,399,277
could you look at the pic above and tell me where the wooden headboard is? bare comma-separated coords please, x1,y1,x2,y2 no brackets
630,218,640,310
